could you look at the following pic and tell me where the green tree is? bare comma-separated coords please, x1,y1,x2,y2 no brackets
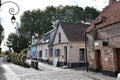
55,5,84,22
6,33,29,53
83,6,100,21
0,24,4,45
16,5,100,44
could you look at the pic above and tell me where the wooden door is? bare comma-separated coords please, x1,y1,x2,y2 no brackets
95,50,102,72
116,48,120,72
64,46,67,65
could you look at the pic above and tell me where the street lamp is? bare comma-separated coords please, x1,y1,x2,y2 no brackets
0,0,20,24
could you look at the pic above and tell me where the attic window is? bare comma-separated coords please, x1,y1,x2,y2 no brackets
58,33,61,43
94,16,106,25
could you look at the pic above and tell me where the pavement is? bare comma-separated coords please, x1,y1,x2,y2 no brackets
38,62,117,80
0,65,6,80
0,57,117,80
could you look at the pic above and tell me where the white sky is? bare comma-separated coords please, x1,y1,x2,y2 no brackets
0,0,109,51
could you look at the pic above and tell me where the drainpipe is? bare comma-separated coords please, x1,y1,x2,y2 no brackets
84,29,89,72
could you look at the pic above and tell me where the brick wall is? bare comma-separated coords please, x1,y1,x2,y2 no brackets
87,22,120,76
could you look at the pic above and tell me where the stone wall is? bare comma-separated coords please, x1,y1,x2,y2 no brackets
87,22,120,76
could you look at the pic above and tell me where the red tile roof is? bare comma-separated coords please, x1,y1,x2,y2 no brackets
86,1,120,32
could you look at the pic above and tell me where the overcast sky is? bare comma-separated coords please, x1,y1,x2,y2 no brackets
0,0,109,51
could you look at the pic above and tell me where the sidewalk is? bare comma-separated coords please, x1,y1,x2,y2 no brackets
2,64,20,80
38,61,117,80
81,71,116,80
38,61,63,71
1,60,117,80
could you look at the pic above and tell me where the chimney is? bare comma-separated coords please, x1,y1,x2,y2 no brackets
109,0,117,5
85,17,89,22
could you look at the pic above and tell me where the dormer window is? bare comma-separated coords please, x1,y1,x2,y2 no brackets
58,33,61,43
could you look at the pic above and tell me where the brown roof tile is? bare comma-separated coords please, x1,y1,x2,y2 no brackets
86,1,120,32
60,22,89,41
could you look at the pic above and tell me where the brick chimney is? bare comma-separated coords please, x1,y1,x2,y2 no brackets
109,0,117,5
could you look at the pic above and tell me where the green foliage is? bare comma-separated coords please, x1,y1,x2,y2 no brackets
0,51,5,56
8,52,29,67
83,6,100,21
21,48,28,54
0,24,4,45
17,5,100,43
6,33,30,53
6,5,100,52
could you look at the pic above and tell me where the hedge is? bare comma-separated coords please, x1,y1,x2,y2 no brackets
8,52,30,67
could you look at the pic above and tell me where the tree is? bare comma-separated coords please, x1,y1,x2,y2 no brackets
0,24,4,45
7,5,100,52
55,5,84,22
6,33,29,53
83,6,100,21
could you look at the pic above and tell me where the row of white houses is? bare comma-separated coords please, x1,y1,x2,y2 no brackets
29,21,89,67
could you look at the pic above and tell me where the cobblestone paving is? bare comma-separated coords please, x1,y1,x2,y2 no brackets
8,63,96,80
0,57,117,80
0,65,7,80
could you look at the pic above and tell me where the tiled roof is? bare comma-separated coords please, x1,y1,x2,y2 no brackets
86,1,120,32
60,22,89,41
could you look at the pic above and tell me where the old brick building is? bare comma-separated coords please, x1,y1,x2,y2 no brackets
86,0,120,77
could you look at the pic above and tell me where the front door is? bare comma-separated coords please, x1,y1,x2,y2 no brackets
116,48,120,72
64,46,67,65
95,50,102,72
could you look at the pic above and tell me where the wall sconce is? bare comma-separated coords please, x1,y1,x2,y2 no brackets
0,0,20,24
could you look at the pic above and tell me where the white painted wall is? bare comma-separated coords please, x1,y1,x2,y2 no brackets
49,42,86,63
51,24,86,64
68,42,86,63
36,43,49,60
53,25,68,44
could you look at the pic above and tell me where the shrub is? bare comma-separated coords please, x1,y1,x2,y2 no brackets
8,52,30,67
21,48,28,54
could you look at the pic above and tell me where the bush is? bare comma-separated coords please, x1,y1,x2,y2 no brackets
0,52,6,56
21,48,28,54
8,52,30,67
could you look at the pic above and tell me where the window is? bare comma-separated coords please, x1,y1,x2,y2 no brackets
39,50,42,57
49,48,53,57
45,49,47,57
58,33,61,43
80,49,85,61
55,49,60,57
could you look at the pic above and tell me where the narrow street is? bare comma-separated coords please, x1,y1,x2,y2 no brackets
0,57,117,80
0,57,7,80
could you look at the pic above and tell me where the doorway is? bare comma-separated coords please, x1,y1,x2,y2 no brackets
64,46,67,65
115,48,120,72
95,50,102,72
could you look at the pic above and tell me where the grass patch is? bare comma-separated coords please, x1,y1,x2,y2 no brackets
0,52,6,56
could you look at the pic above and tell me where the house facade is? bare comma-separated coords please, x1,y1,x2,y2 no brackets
86,0,120,77
30,37,39,60
36,29,55,63
49,22,89,67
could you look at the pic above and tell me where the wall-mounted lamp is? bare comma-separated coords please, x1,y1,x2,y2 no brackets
11,15,16,24
0,0,20,24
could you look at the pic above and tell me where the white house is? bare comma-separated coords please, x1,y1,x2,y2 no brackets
36,29,55,63
49,22,89,67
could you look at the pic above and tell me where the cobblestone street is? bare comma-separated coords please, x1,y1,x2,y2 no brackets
0,57,117,80
5,63,95,80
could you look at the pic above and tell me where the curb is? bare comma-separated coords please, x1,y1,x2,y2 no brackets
81,72,101,80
